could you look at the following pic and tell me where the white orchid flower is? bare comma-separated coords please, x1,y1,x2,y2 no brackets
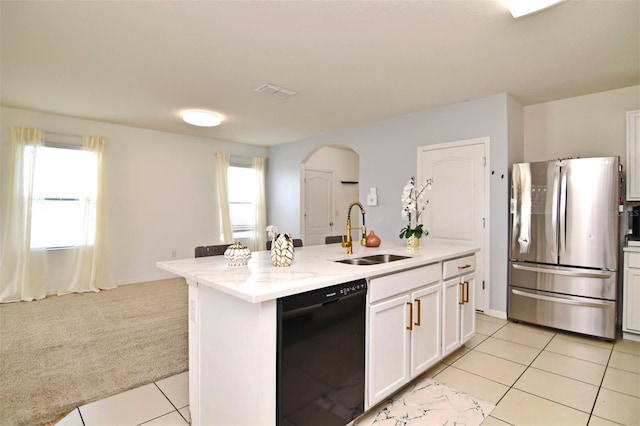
399,176,433,239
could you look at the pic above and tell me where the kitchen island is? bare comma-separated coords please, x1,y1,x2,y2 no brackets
157,242,478,425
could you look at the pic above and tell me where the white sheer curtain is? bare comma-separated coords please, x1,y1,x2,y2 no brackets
215,152,232,243
58,135,114,295
252,157,267,252
0,126,48,303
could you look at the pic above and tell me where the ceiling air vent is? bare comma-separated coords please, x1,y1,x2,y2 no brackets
255,83,296,99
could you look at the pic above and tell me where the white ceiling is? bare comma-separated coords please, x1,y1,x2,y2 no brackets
1,0,638,147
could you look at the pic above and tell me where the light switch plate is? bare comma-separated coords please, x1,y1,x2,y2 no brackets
367,187,378,206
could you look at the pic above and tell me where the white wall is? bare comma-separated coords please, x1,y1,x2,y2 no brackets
524,85,640,162
0,107,267,289
268,93,518,315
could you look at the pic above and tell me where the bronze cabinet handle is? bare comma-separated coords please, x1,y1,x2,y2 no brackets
457,264,472,270
459,282,465,305
406,302,413,331
415,299,421,326
464,281,470,304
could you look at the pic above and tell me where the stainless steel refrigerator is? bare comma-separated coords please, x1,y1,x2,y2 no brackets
509,157,621,340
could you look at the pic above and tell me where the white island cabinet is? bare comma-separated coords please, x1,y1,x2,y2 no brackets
366,263,442,408
442,254,477,356
157,242,477,425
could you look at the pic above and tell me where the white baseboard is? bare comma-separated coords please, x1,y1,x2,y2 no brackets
623,331,640,342
114,272,179,286
484,309,507,320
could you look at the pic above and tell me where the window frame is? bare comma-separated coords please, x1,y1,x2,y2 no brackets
227,163,257,241
29,143,97,250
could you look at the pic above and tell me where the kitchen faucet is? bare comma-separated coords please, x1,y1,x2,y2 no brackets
342,201,366,254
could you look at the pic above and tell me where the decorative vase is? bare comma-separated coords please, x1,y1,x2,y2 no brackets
271,233,294,267
366,230,381,247
407,235,421,249
224,242,251,267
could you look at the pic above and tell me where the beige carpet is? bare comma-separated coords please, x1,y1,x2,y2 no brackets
0,278,188,426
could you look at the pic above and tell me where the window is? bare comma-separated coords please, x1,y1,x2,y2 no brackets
227,165,257,240
30,146,97,249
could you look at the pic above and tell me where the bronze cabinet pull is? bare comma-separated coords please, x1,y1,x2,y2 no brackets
457,264,472,270
415,299,421,326
406,302,413,330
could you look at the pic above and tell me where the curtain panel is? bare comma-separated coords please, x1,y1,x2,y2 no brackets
58,135,115,295
252,157,267,252
215,152,233,243
0,129,115,303
0,126,48,303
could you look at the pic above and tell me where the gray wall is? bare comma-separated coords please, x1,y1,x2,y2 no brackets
268,93,522,315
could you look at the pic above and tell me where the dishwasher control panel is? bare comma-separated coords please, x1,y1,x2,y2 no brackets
338,281,367,296
280,279,368,310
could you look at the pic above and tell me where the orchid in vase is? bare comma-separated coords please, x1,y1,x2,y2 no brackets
399,176,433,245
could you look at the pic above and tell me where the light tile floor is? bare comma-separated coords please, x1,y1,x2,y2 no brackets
57,314,640,425
56,372,190,425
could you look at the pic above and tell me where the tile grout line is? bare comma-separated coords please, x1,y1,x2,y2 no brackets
486,323,634,426
504,334,609,419
152,382,189,425
479,322,557,424
472,317,517,424
586,344,616,425
77,407,86,426
439,317,636,425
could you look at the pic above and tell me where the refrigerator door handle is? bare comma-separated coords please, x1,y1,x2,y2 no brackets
559,167,567,254
551,169,559,257
511,288,611,309
512,263,613,279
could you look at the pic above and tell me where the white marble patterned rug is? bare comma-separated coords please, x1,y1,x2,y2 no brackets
355,377,495,426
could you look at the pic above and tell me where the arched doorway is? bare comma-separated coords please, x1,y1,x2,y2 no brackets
301,145,359,245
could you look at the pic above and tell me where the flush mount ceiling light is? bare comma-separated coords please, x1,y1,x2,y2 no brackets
181,110,222,127
504,0,564,18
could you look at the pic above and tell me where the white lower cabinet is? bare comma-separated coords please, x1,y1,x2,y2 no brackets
442,277,461,356
367,264,442,408
460,272,476,343
410,284,442,375
623,251,640,339
367,293,411,407
442,256,476,357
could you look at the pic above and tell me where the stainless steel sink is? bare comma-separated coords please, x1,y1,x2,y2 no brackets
334,253,412,265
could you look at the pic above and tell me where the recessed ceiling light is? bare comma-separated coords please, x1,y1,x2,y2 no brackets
504,0,564,18
181,110,222,127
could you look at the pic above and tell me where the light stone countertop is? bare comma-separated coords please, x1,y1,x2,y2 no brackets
157,241,478,303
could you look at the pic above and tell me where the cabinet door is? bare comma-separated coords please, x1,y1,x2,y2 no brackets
460,273,476,344
627,110,640,200
442,277,461,356
624,267,640,333
367,293,411,408
624,253,640,334
411,283,441,377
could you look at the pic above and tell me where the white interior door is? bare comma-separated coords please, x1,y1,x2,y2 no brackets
304,169,334,246
418,138,489,312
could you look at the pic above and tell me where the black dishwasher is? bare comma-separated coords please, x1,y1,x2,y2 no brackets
277,279,367,425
